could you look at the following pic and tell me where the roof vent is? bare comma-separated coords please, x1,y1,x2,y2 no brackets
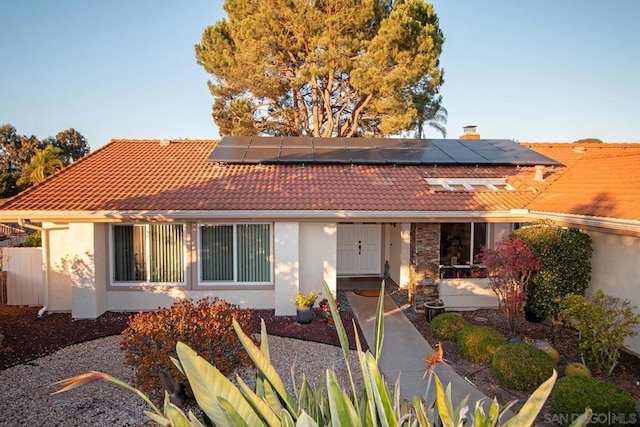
160,139,172,146
534,165,545,182
572,146,586,153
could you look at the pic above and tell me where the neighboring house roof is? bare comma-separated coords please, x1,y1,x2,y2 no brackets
0,223,26,236
524,143,640,222
0,139,556,221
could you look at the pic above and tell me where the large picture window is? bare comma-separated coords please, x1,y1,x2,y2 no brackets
113,224,185,284
199,223,271,284
440,222,487,266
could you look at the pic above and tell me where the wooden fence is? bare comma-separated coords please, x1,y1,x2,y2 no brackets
1,247,43,306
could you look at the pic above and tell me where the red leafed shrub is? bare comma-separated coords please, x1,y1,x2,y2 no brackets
120,298,255,401
480,236,542,337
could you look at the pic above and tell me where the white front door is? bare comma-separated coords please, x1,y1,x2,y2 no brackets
337,224,382,276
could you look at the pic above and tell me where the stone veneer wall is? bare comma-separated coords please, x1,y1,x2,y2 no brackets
410,223,441,284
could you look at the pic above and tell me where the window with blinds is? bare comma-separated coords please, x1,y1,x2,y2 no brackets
199,223,271,284
113,224,185,284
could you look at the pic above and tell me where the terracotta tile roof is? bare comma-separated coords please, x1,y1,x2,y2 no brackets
0,139,554,217
524,143,640,221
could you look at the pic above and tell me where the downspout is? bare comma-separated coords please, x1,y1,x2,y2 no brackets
18,220,50,320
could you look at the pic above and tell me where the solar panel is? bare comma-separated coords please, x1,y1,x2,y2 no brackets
313,137,344,148
346,138,375,148
209,136,561,166
207,146,247,163
314,147,350,163
244,147,280,163
379,148,422,164
279,146,314,163
219,136,252,147
414,147,455,164
346,148,386,163
281,136,312,148
249,137,280,148
442,148,488,163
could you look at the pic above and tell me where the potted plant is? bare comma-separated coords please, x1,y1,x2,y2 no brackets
424,298,446,322
470,264,487,278
295,288,320,324
319,297,341,326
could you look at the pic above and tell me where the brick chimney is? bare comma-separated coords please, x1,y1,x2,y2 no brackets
459,125,480,140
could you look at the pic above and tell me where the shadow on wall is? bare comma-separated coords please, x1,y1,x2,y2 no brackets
57,252,94,289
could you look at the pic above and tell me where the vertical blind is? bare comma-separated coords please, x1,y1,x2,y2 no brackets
200,223,271,283
149,224,184,282
201,225,234,281
237,224,270,282
113,224,184,283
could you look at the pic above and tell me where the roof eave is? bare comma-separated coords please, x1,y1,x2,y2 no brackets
528,211,640,237
0,209,535,224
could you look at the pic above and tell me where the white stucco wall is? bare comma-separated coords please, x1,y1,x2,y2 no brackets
273,222,300,315
46,224,72,311
587,230,640,354
68,223,108,319
438,278,499,309
299,222,337,300
108,289,276,312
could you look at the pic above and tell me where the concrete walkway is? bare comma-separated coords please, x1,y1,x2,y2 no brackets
348,291,511,415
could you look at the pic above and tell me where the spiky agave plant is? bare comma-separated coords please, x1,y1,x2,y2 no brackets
54,280,591,426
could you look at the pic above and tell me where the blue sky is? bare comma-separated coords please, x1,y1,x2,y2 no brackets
1,1,638,151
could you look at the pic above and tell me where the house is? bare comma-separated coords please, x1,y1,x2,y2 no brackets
1,132,639,351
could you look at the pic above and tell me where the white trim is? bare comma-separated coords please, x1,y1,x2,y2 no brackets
1,209,535,221
109,223,187,287
426,178,515,192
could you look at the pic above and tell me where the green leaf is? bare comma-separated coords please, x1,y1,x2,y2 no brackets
322,280,349,360
188,411,208,427
568,408,592,427
232,318,298,415
144,411,169,425
363,351,397,427
235,376,282,426
164,397,191,427
326,370,362,427
503,370,556,427
373,279,386,361
175,342,262,426
218,397,250,427
433,375,454,427
295,411,319,427
260,319,271,361
411,396,431,427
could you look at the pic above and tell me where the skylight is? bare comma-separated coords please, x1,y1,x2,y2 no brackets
426,178,514,192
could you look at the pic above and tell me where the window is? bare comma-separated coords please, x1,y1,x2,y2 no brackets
113,224,185,284
440,223,487,266
199,223,271,284
426,178,514,192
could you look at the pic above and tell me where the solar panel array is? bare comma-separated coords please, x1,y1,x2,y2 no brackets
207,136,560,166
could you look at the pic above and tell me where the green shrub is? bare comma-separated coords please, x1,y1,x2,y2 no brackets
120,297,254,401
457,325,505,363
430,313,468,341
513,223,592,319
22,230,41,247
551,376,637,426
561,290,640,375
572,138,603,144
491,344,556,391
